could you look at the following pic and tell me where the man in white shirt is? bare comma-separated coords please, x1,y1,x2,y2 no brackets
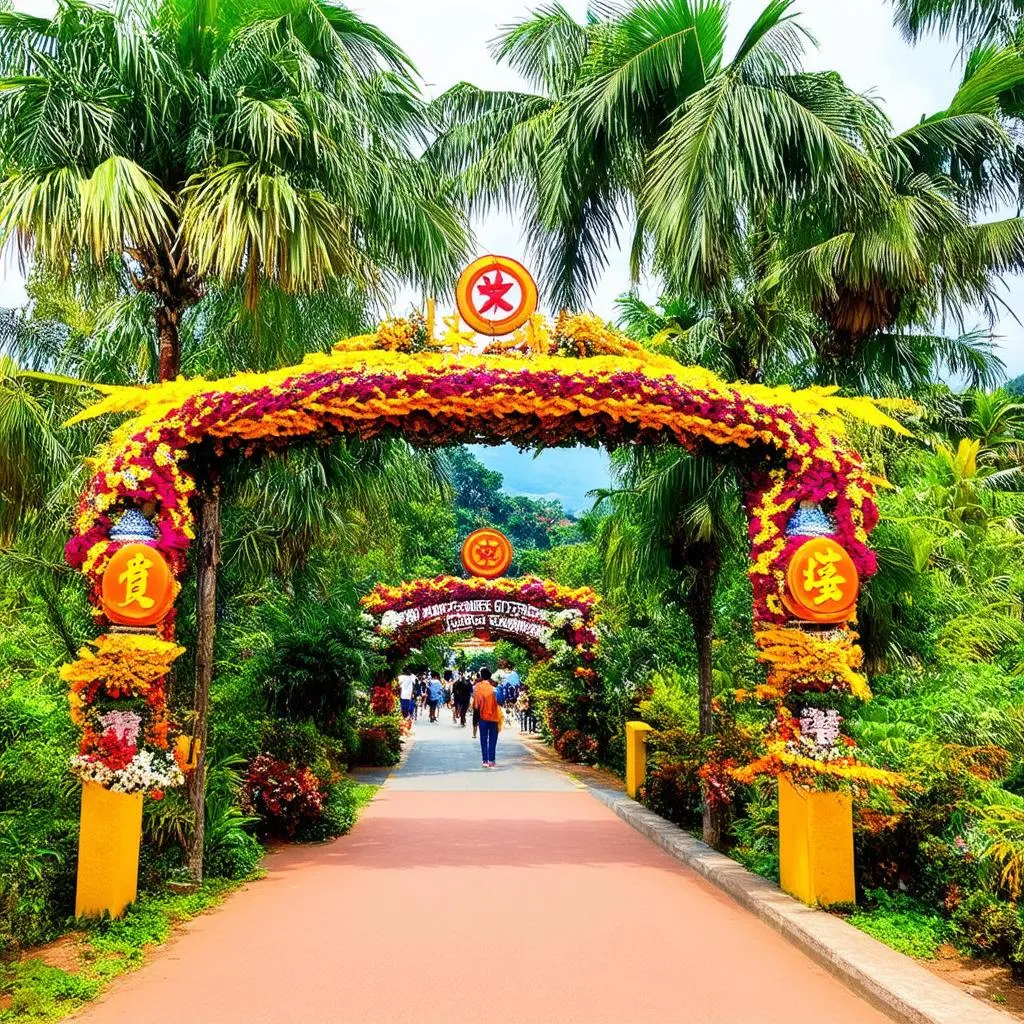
398,671,416,722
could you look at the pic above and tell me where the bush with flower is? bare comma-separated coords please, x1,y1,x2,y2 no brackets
243,753,326,838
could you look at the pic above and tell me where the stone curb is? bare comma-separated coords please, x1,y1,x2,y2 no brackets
586,784,1013,1024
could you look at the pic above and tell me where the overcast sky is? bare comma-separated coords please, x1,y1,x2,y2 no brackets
3,0,1022,377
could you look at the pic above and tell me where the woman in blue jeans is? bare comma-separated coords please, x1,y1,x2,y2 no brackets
472,667,501,767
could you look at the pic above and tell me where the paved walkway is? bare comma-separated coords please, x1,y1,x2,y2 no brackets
72,721,891,1023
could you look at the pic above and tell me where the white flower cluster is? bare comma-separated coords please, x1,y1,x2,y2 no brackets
791,708,849,764
71,749,185,794
549,608,583,627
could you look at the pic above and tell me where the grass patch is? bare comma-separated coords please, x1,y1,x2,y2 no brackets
0,880,239,1024
0,782,378,1023
845,888,950,959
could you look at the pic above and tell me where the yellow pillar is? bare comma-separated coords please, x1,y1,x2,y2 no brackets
75,781,144,919
625,721,654,799
778,773,855,906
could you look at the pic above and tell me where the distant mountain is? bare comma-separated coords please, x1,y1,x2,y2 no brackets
469,445,610,514
1006,373,1024,396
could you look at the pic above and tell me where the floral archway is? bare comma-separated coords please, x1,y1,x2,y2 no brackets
361,574,600,725
62,312,903,796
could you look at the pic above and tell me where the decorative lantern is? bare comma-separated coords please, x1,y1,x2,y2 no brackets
100,544,176,626
785,499,837,539
782,537,859,624
109,508,159,544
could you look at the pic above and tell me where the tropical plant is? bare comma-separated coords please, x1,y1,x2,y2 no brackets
599,445,743,846
894,0,1024,49
0,0,468,379
430,0,880,308
764,43,1024,393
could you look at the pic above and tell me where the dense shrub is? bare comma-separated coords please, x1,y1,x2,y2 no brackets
295,781,367,842
640,728,704,830
241,588,383,736
553,729,599,763
353,716,402,766
243,754,325,838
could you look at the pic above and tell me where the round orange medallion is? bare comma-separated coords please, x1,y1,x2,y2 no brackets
782,537,859,624
455,255,538,336
461,528,513,579
100,543,176,626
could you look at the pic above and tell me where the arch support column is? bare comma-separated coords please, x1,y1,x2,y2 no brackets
75,782,143,919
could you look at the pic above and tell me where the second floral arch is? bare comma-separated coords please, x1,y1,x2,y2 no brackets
63,313,906,794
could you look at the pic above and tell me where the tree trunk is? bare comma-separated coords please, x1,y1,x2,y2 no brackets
137,236,199,383
186,473,221,883
155,304,181,381
685,545,726,850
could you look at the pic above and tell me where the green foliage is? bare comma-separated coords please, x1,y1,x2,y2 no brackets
730,782,780,882
848,889,950,958
637,669,698,732
295,781,377,842
353,717,402,767
0,960,100,1023
239,586,382,735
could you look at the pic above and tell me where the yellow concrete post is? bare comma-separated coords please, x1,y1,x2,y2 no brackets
75,781,144,919
625,721,654,799
778,773,855,907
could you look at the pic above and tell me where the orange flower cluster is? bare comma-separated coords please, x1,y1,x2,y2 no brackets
61,633,184,710
732,742,902,792
739,626,871,703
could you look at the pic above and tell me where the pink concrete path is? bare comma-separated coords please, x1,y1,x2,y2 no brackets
71,726,890,1024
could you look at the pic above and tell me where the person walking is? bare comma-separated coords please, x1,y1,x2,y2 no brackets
473,667,501,768
427,672,443,723
398,669,416,724
471,671,481,740
452,671,471,727
505,663,520,706
516,684,530,731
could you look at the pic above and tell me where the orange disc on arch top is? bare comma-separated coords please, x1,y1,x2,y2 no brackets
100,543,176,626
461,528,513,579
455,255,538,336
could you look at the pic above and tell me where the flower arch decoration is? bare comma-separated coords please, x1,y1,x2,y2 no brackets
361,575,601,719
63,313,905,794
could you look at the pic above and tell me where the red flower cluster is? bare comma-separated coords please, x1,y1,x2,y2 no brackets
369,684,396,716
244,754,325,838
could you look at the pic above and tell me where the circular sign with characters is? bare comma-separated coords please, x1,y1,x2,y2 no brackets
100,543,176,626
461,528,514,579
455,255,538,336
782,536,859,624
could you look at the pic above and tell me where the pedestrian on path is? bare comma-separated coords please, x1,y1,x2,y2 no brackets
452,671,471,727
473,667,501,768
427,672,443,722
398,670,415,723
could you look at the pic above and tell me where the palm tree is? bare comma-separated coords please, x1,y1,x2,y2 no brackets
615,284,813,386
894,0,1024,49
599,446,742,847
0,0,468,380
765,46,1024,393
0,0,470,884
430,0,882,309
